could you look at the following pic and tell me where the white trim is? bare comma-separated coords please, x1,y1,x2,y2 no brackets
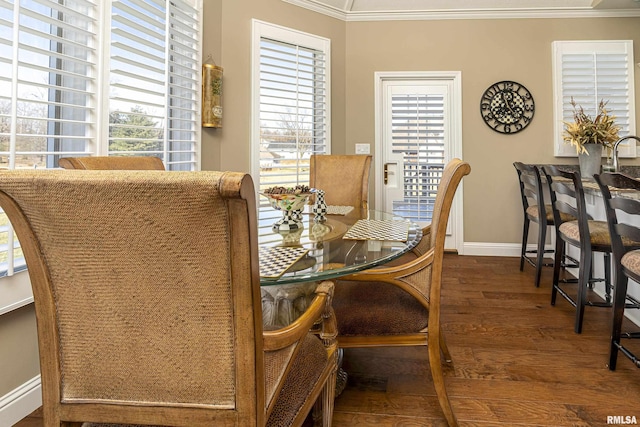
250,19,332,191
0,297,33,317
344,9,640,21
282,0,348,20
282,0,640,21
463,241,529,257
552,40,636,158
0,376,41,427
374,71,464,253
0,271,33,317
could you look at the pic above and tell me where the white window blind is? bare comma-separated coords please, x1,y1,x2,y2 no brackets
0,0,97,276
390,92,445,223
252,20,330,202
553,40,636,157
108,0,200,170
0,0,201,278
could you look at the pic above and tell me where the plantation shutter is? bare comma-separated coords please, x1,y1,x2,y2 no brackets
108,0,200,170
253,21,330,203
553,41,636,157
0,0,98,275
0,0,201,278
390,92,445,224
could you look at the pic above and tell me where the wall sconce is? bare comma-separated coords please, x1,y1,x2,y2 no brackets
202,60,223,128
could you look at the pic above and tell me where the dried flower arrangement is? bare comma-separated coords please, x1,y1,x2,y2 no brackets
563,98,621,155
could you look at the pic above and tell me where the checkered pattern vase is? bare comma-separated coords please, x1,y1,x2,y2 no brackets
312,189,328,223
273,209,303,231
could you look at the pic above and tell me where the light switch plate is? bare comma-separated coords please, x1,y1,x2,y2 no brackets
355,143,370,154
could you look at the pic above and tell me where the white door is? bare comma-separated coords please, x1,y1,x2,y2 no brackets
375,72,463,251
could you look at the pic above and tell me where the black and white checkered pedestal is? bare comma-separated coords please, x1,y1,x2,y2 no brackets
273,210,303,231
312,189,328,223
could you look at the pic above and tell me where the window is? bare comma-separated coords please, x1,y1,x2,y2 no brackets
0,0,202,277
387,84,446,224
553,40,636,157
251,20,330,202
108,0,201,170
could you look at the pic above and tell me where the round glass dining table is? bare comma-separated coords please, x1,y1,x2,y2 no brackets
258,205,423,286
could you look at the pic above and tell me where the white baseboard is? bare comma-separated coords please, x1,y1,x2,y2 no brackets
462,241,546,257
0,375,41,427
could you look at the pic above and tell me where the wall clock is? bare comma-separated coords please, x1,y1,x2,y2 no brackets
480,81,535,134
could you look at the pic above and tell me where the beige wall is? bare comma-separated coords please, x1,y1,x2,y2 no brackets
344,17,640,245
205,3,640,246
201,0,347,172
0,304,39,396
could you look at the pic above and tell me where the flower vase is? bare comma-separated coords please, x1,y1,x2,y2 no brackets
312,189,328,223
578,143,603,180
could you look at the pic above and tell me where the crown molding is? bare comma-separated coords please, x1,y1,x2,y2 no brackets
344,8,640,21
283,0,640,21
283,0,348,20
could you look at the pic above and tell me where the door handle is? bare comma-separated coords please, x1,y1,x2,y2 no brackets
384,163,389,185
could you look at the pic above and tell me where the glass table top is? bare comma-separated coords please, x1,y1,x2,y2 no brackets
258,206,422,286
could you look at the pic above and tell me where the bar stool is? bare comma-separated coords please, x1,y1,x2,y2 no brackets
542,165,612,333
594,172,640,369
513,162,555,287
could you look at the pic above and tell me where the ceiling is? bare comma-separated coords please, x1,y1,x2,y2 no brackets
283,0,640,20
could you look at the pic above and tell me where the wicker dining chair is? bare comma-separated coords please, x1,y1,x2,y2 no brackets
59,155,166,170
331,158,471,427
594,172,640,370
309,154,372,210
0,170,338,427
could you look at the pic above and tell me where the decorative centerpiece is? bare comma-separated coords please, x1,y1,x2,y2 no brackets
261,185,311,231
563,98,620,179
312,189,328,223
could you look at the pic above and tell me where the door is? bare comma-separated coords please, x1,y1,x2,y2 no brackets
375,72,463,251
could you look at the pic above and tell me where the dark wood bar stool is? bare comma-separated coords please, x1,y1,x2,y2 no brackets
543,165,613,333
594,172,640,370
513,162,555,287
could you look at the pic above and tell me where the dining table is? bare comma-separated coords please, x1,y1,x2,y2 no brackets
257,203,422,328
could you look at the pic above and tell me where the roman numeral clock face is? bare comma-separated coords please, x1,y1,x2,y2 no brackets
480,81,535,134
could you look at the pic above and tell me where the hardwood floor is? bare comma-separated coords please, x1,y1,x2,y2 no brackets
14,254,640,426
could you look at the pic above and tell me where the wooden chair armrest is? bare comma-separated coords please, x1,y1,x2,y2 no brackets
339,248,435,282
263,281,334,351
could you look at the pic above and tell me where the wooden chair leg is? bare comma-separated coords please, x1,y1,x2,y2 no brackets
428,331,457,427
439,328,453,363
609,272,629,370
551,237,564,305
575,248,592,334
520,218,530,272
535,221,546,287
324,366,337,427
604,253,612,304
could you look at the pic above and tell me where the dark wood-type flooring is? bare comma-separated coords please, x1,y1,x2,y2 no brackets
14,254,640,426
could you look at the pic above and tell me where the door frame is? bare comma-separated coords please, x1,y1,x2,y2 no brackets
374,71,465,253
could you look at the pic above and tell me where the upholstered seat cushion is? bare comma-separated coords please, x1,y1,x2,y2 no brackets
622,250,640,277
526,205,575,223
559,220,611,246
333,280,428,336
559,220,640,249
526,204,554,223
267,333,328,427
